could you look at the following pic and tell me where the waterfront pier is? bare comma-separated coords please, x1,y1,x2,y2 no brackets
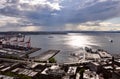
34,50,60,62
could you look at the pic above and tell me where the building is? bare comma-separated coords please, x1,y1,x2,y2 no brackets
98,51,112,58
0,41,3,48
88,62,101,73
0,75,15,79
41,65,65,79
67,66,77,75
12,68,38,77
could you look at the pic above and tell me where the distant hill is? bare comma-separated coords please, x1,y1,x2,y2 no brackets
0,31,120,35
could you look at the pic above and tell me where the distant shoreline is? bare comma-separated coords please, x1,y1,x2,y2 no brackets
0,31,120,35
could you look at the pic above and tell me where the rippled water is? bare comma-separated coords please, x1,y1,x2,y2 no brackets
29,33,120,63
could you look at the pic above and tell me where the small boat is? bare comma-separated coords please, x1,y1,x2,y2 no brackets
48,36,54,38
109,39,113,43
70,53,78,57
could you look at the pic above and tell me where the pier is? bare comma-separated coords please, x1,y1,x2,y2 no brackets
0,44,41,58
34,50,60,62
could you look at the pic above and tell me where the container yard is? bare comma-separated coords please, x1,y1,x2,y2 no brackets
0,36,41,58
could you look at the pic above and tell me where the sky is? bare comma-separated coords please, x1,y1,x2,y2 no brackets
0,0,120,31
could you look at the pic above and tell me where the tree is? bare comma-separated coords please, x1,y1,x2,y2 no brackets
49,57,56,63
79,68,85,79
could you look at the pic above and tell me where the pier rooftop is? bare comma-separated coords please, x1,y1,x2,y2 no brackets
33,50,60,62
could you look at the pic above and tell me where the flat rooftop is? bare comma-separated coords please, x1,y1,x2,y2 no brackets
34,50,60,61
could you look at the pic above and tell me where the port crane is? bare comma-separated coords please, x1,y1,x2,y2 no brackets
2,36,31,48
25,37,31,48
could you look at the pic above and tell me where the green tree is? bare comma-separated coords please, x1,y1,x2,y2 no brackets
79,68,85,79
49,57,56,63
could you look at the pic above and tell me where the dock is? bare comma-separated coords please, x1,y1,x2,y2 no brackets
25,47,41,55
34,50,60,62
0,44,41,58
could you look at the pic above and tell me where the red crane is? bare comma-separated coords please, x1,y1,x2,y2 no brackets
11,37,18,45
12,37,18,42
19,37,25,42
26,37,31,48
19,37,25,46
5,37,11,45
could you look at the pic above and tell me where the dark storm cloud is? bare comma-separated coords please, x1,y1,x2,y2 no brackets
25,0,120,26
71,1,120,23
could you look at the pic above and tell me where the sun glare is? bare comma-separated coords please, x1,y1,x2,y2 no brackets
67,35,92,48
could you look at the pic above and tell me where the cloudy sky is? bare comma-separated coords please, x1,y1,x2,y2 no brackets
0,0,120,31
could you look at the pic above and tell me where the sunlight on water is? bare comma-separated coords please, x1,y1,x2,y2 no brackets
66,35,96,48
30,33,120,63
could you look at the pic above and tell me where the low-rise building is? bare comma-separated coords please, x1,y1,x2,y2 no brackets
88,62,101,73
12,68,38,77
98,51,112,58
41,65,65,79
67,66,77,75
0,75,15,79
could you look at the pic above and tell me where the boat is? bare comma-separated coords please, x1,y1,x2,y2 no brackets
109,39,113,43
70,53,78,57
48,36,54,38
